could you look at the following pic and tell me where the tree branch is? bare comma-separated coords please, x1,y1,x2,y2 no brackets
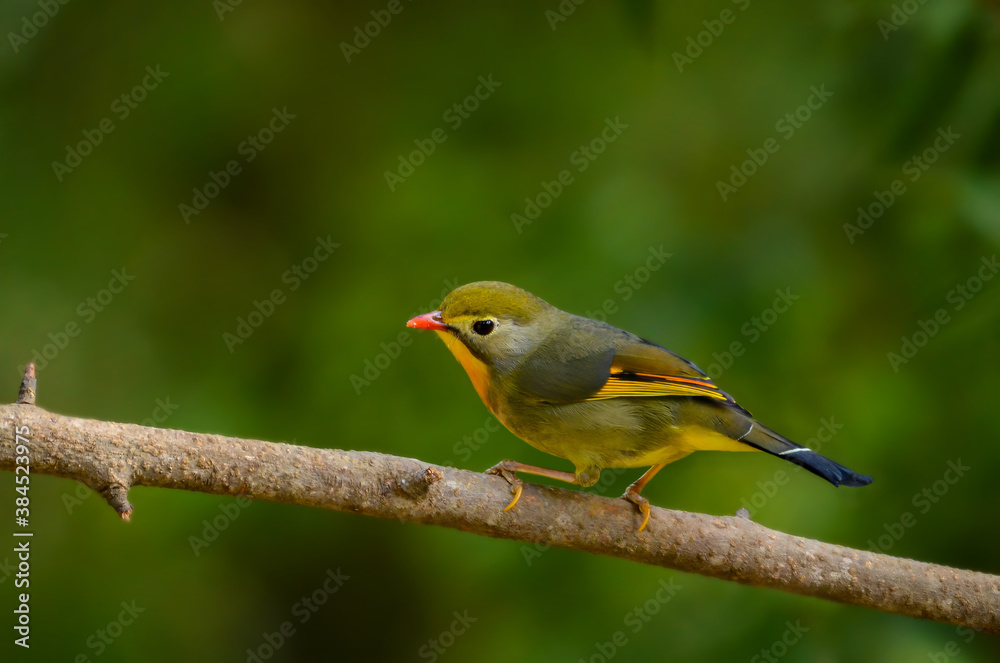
1,365,997,633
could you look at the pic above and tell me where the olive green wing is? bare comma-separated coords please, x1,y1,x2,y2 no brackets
509,344,618,403
509,319,747,413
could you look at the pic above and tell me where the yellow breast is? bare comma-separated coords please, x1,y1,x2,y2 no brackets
436,331,494,410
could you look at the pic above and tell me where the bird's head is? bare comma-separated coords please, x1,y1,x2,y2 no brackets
408,281,556,371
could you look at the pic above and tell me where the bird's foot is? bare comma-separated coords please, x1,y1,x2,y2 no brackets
622,488,651,533
485,460,524,512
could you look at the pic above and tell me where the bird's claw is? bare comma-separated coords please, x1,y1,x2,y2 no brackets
503,483,523,511
486,461,524,512
623,490,651,533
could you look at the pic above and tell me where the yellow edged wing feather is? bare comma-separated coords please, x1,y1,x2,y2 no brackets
584,341,741,407
586,371,730,402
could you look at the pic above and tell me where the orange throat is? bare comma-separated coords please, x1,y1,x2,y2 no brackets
436,330,494,409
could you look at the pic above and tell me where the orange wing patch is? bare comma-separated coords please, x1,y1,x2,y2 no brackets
586,369,730,402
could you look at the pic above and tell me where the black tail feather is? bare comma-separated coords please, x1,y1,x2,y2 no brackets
772,447,873,487
740,421,873,487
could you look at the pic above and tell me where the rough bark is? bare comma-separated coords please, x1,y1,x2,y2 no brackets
1,367,997,633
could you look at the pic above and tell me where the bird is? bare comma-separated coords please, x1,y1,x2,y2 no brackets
407,281,872,532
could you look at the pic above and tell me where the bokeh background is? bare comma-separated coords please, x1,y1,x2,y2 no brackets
2,1,999,661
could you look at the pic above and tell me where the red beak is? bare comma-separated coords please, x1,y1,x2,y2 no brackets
407,311,448,331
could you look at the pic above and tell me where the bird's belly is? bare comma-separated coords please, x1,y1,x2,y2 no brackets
494,398,681,469
494,397,759,471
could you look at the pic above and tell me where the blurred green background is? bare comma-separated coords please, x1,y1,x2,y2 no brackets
2,1,999,660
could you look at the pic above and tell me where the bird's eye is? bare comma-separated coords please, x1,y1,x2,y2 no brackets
472,320,495,336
